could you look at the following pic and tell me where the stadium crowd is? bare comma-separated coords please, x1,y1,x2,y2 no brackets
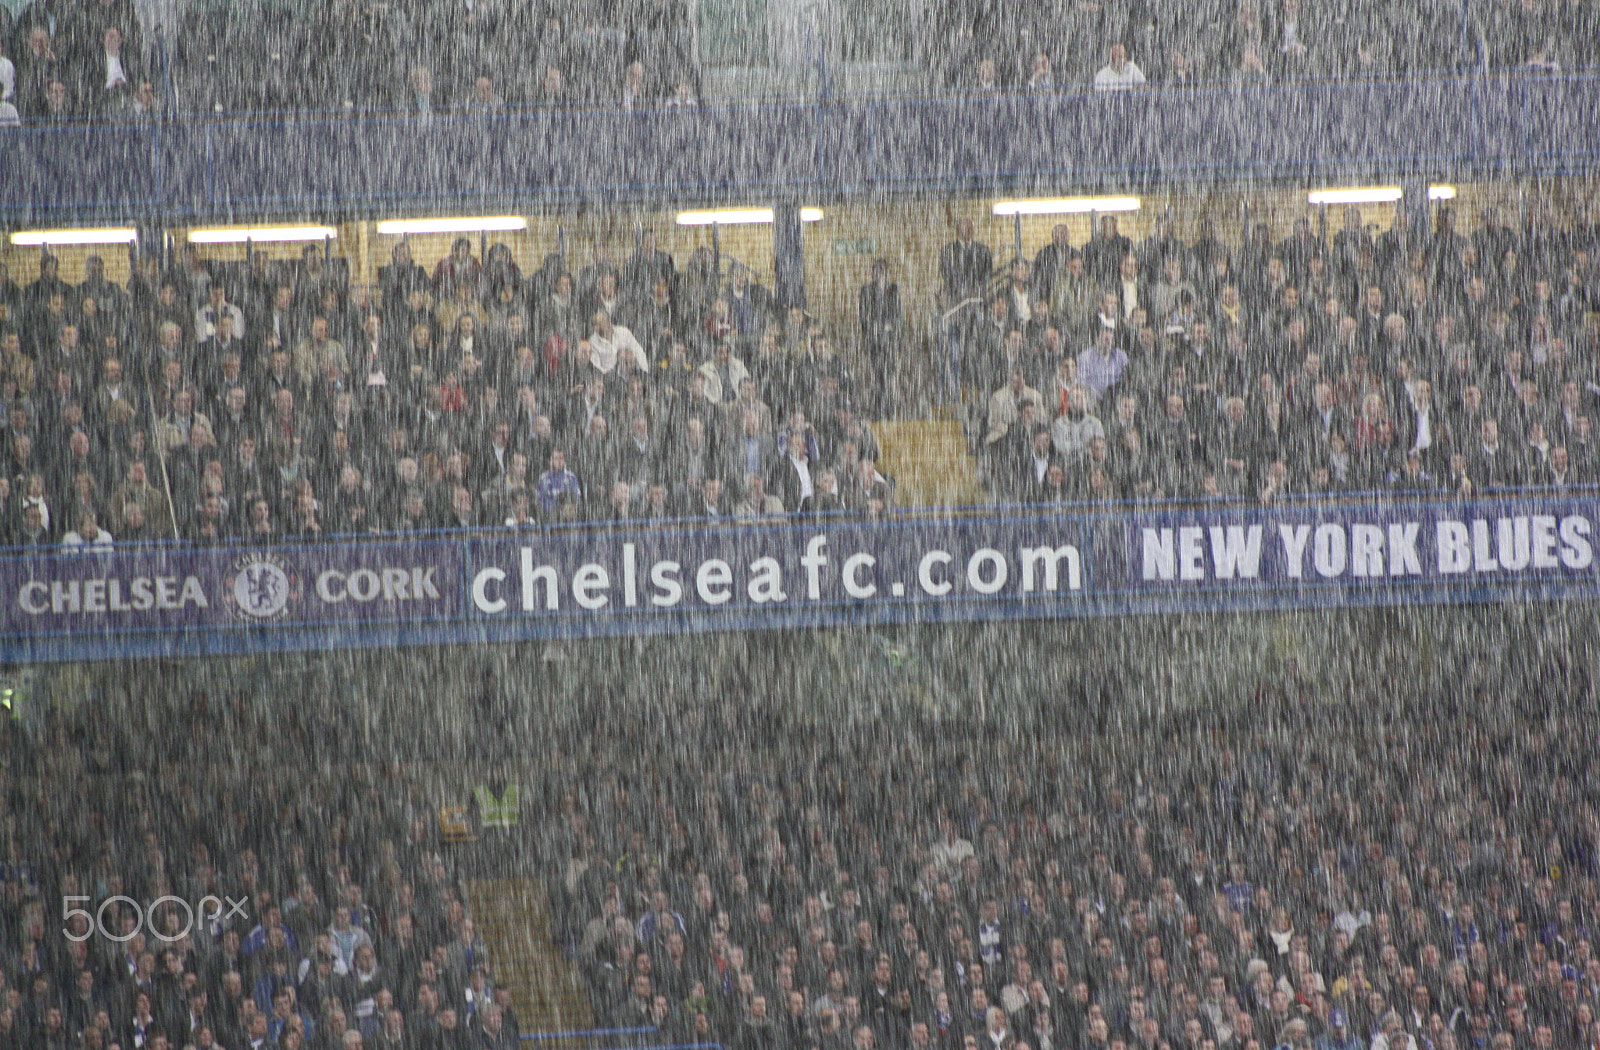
0,695,521,1050
0,195,1597,545
0,230,897,544
0,0,1596,124
957,204,1600,506
543,679,1600,1050
3,650,1597,1050
931,0,1597,93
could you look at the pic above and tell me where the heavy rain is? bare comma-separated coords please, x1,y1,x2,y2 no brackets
0,2,1598,1050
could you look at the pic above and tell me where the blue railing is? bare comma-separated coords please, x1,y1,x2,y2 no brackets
12,480,1597,559
518,1027,662,1047
520,1039,718,1050
512,1025,721,1050
522,1028,658,1040
2,73,1598,223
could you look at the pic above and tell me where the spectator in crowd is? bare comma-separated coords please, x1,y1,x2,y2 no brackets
941,219,994,306
60,506,112,546
1093,44,1147,90
768,430,816,515
859,259,904,418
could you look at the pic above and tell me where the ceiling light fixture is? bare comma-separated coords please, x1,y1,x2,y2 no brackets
375,217,528,235
11,228,138,246
991,197,1141,216
676,208,824,225
188,226,339,244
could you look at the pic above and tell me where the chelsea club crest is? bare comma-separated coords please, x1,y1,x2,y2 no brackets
224,553,300,621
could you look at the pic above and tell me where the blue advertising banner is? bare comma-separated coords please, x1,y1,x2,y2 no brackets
1093,494,1599,615
0,493,1596,662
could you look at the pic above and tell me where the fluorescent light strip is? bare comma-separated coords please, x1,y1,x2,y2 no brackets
992,197,1141,216
677,209,769,225
189,226,338,244
1308,185,1459,205
1307,187,1404,205
11,228,138,246
375,217,527,235
676,208,825,226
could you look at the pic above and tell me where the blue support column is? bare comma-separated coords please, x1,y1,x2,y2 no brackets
773,202,806,312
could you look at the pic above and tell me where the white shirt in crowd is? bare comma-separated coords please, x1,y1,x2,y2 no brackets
1094,61,1147,91
63,528,115,548
587,325,649,374
789,453,814,501
105,51,129,89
